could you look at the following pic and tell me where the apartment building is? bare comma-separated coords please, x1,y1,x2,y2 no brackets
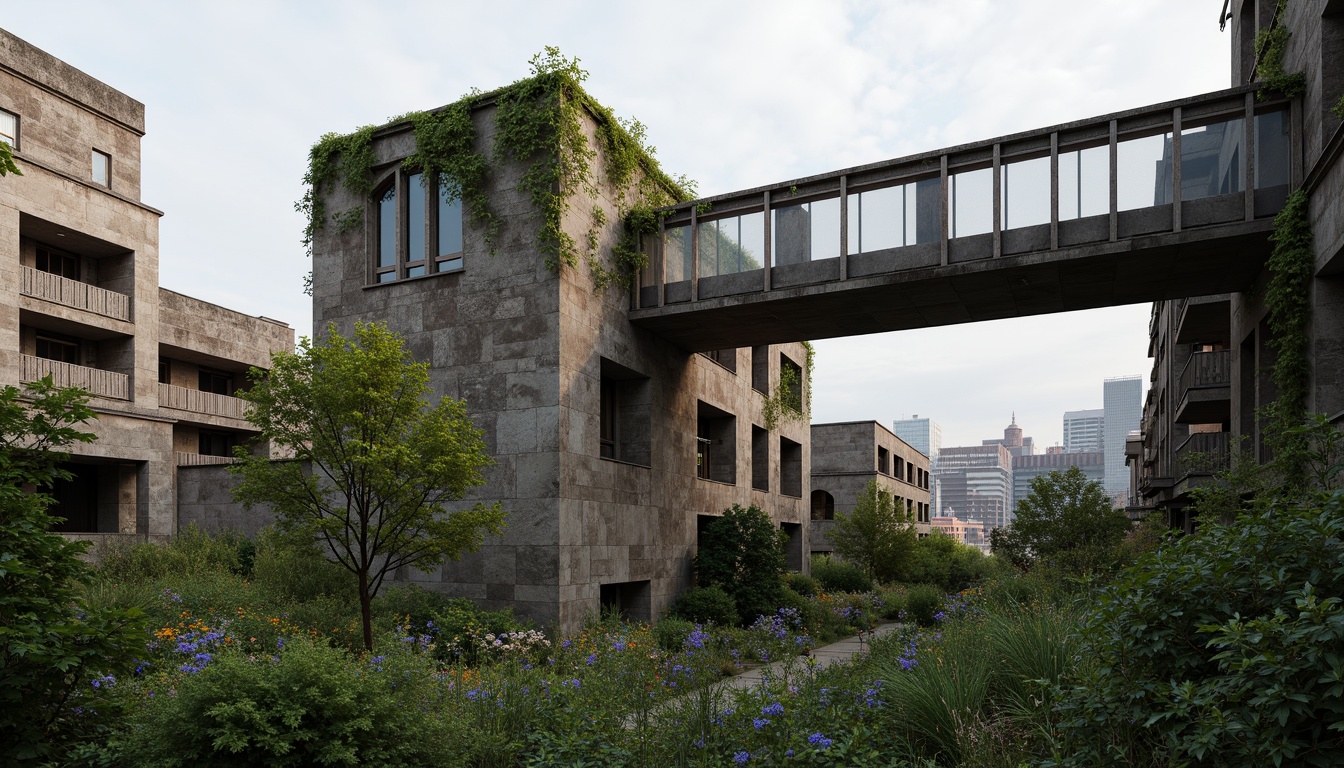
809,420,932,557
0,29,293,542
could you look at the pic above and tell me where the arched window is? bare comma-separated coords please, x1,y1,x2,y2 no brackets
811,490,834,521
370,170,465,283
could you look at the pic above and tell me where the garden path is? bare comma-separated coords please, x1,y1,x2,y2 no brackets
723,622,902,691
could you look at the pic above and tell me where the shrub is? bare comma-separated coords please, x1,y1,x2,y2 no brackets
95,525,254,582
249,530,356,605
651,617,696,652
905,584,943,626
783,571,818,597
905,531,998,592
873,585,907,620
810,555,872,594
428,598,528,666
373,584,459,628
1053,491,1344,766
694,505,787,625
668,585,738,627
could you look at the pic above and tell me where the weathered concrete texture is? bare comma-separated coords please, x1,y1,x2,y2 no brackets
0,29,293,544
809,421,931,556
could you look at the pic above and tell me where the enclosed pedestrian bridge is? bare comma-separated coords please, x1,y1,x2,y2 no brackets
628,85,1296,352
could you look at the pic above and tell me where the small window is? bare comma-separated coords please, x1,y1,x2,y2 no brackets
199,430,237,457
35,246,79,280
702,349,737,373
158,358,170,385
779,436,802,497
199,369,234,396
750,345,768,393
751,425,769,491
437,185,464,271
0,108,17,148
599,358,650,466
92,149,110,187
372,171,465,283
36,334,79,364
780,353,803,413
811,490,835,520
696,401,736,484
878,446,890,475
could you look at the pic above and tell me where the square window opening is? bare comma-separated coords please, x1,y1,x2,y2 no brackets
696,401,736,484
599,580,651,623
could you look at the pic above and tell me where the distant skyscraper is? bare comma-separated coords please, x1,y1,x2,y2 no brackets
1063,408,1105,453
1012,451,1106,510
1104,376,1143,503
936,444,1013,531
982,413,1035,457
894,415,942,514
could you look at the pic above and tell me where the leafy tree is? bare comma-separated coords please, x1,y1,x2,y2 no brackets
232,322,505,650
694,504,786,625
991,466,1129,572
0,141,20,177
828,479,917,583
0,378,145,765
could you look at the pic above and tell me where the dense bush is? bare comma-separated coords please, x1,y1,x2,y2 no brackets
1053,491,1344,766
810,555,873,593
782,571,818,597
668,585,738,626
904,584,944,626
694,505,786,624
904,530,999,592
651,617,696,652
95,524,255,582
120,639,451,766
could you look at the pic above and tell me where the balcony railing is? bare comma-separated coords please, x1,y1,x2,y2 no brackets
158,383,250,420
175,452,237,467
1175,431,1231,476
21,267,130,322
22,355,129,400
1178,349,1231,393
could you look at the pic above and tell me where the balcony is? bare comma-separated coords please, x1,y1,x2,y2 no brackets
175,452,237,467
1175,431,1230,477
21,267,130,322
158,383,250,420
22,355,129,400
1175,350,1231,424
1175,294,1231,345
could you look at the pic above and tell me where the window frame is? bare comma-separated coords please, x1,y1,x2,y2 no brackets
0,108,18,149
92,149,111,187
35,332,80,364
198,368,234,396
35,245,79,280
369,168,466,285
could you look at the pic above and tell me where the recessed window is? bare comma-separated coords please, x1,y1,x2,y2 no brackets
159,358,170,385
878,446,890,475
0,108,17,148
35,246,79,280
199,369,234,396
36,333,80,364
599,358,651,466
696,401,736,484
372,171,465,283
92,149,110,187
751,425,769,491
779,436,803,497
199,430,237,457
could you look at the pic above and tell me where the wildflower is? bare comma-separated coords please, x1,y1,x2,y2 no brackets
586,653,597,665
276,638,285,650
752,718,769,730
933,611,947,622
733,751,750,764
761,702,785,716
808,732,833,749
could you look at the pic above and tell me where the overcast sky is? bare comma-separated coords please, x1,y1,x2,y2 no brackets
6,2,1233,448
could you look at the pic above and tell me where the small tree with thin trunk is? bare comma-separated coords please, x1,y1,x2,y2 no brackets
232,322,505,650
828,479,917,583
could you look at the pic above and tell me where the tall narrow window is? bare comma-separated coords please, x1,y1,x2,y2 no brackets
600,378,617,460
372,172,465,282
405,173,427,277
92,149,110,187
0,109,17,148
438,186,464,271
375,185,397,282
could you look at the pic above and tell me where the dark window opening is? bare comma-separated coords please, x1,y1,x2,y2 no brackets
36,333,79,364
751,425,769,491
599,580,651,623
199,430,237,458
780,354,803,413
780,522,803,571
48,461,130,534
750,345,768,393
0,108,16,148
35,246,79,280
199,369,234,396
702,349,738,373
811,490,835,520
600,358,651,466
878,446,890,475
158,358,170,385
696,401,736,484
780,435,802,497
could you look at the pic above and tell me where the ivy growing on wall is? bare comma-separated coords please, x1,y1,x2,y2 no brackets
762,341,815,430
1263,189,1315,487
299,47,694,291
1253,0,1307,99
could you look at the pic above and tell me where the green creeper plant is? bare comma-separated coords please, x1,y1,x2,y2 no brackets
1263,189,1316,488
1253,0,1307,99
0,378,145,766
231,322,505,651
762,342,814,430
827,479,917,583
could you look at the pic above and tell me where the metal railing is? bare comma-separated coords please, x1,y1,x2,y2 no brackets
158,383,250,420
175,452,237,466
1178,349,1232,393
22,355,129,400
21,267,130,321
1175,431,1231,476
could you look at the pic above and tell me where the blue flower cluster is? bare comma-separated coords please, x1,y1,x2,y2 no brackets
173,629,228,674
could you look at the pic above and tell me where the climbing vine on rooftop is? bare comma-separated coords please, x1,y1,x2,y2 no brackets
298,47,694,291
1253,0,1306,99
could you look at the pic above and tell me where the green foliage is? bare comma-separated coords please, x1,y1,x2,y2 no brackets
1051,491,1344,766
300,47,693,291
121,638,451,766
0,140,20,176
668,585,739,627
249,529,357,606
990,466,1130,573
232,322,505,649
651,616,696,652
693,504,787,625
762,342,814,430
95,525,256,583
905,529,1000,592
904,584,944,627
783,571,819,598
0,379,146,766
1253,1,1307,99
876,624,992,763
1333,94,1344,121
1264,189,1317,488
827,479,917,583
810,554,873,594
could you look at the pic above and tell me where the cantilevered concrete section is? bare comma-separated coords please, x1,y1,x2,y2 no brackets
630,85,1296,351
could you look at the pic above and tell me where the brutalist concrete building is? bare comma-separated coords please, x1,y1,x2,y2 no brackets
309,87,812,631
809,421,931,557
0,29,294,543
